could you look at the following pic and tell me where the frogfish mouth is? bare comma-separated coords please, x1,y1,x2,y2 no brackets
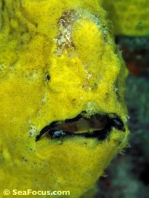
36,112,125,141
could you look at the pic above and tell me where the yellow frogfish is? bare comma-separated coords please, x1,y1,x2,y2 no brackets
0,0,130,197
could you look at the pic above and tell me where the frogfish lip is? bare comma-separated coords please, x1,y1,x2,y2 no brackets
36,112,125,142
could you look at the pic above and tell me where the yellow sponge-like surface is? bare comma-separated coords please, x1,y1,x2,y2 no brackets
0,0,129,197
103,0,149,36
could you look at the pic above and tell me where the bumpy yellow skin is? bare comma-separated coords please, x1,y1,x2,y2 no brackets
0,0,129,197
103,0,149,36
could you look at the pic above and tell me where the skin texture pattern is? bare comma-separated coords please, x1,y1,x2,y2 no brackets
0,0,130,197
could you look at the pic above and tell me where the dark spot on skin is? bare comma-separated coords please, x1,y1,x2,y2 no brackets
46,74,50,81
44,73,50,81
36,112,125,142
